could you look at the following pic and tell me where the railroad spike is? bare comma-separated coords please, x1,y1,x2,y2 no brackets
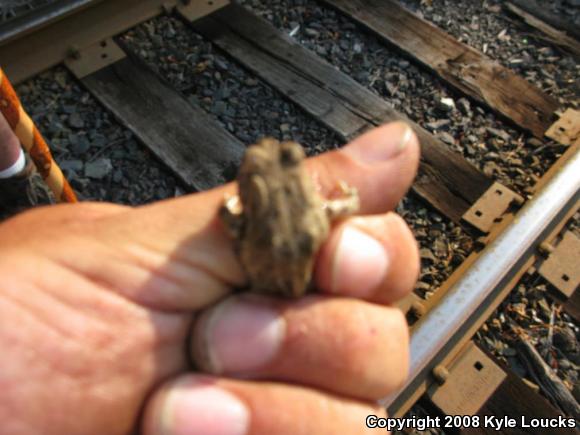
432,365,449,385
67,46,81,61
538,241,555,257
410,301,427,319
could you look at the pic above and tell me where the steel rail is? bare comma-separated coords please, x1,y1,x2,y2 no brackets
0,0,103,45
384,146,580,414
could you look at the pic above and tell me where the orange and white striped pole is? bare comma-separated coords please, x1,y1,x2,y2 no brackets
0,68,77,203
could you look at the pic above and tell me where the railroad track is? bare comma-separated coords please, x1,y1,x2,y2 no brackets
1,0,578,432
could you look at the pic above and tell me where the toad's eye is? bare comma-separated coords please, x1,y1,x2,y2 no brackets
280,143,305,166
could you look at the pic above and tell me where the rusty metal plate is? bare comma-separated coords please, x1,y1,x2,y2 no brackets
65,38,126,78
462,182,524,233
546,109,580,145
178,0,230,22
428,342,506,416
538,231,580,298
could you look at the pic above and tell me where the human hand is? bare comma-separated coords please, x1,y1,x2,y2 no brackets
0,121,419,435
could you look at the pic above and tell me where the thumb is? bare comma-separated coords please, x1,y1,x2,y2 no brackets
42,122,419,312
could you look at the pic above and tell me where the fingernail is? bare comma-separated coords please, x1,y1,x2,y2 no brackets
343,121,414,163
159,380,249,435
192,296,286,374
331,226,389,297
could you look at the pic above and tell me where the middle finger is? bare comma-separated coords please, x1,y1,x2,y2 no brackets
190,294,409,401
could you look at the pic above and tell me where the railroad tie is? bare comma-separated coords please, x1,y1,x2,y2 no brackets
0,67,76,203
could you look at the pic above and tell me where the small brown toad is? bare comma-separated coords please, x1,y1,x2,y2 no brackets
220,138,359,298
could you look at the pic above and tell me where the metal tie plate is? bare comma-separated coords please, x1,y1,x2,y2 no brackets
462,182,524,233
538,231,580,298
65,38,126,79
178,0,230,22
546,109,580,145
428,342,506,416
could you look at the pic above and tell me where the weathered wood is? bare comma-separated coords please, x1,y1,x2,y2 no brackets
460,344,578,434
321,0,559,139
79,54,244,191
505,3,580,59
511,0,580,41
186,4,493,223
517,337,580,419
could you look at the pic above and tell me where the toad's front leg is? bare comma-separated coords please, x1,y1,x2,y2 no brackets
324,181,360,220
219,195,244,240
